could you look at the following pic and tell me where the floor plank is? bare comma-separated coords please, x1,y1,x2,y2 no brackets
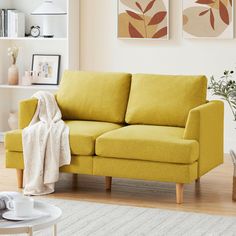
1,144,236,216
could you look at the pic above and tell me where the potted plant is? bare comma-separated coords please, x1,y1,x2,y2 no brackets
208,70,236,120
208,70,236,201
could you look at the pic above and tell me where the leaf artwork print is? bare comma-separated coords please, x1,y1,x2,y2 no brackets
118,0,169,39
183,0,233,38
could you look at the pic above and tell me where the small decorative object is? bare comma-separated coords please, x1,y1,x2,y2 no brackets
22,71,33,86
7,47,19,85
31,0,67,38
118,0,169,39
8,112,18,130
30,26,41,38
183,0,233,39
32,54,60,85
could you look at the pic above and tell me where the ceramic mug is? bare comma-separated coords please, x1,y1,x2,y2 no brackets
6,197,34,217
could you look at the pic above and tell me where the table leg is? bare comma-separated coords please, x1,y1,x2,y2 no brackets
53,224,57,236
28,228,33,236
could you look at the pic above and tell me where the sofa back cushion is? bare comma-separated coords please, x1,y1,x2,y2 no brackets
56,71,131,123
125,74,207,127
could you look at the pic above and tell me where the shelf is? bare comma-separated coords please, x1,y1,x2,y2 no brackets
0,84,59,91
0,37,67,41
0,0,79,134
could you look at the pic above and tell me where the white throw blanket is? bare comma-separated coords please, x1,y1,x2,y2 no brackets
22,91,71,195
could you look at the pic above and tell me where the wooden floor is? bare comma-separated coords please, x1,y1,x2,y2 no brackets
1,144,236,216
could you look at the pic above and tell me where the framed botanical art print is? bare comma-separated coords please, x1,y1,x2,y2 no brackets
118,0,169,40
31,54,61,85
183,0,233,39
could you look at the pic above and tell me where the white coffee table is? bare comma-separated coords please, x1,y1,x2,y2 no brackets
0,201,62,235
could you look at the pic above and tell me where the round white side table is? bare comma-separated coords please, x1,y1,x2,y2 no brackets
0,201,62,236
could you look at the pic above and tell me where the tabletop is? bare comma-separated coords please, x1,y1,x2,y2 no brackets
0,201,62,235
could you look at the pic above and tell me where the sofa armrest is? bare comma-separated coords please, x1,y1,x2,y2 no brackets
183,101,224,176
19,98,38,129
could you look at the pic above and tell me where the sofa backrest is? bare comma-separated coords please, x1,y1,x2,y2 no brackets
125,74,207,127
56,71,131,123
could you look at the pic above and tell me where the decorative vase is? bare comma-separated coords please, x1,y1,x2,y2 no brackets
8,64,19,85
22,71,32,86
8,112,18,130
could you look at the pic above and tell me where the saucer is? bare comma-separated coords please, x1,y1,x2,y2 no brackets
2,210,49,221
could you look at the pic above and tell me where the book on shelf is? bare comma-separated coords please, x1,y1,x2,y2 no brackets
0,10,3,37
0,9,6,37
0,9,25,38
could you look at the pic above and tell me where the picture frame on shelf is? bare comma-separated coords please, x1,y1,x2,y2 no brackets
31,54,61,85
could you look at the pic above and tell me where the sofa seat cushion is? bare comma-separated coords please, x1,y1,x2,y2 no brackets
56,71,131,123
96,125,199,164
66,121,123,155
5,121,123,156
125,74,207,127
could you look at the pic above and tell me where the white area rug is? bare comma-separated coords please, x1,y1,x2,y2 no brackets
3,198,236,236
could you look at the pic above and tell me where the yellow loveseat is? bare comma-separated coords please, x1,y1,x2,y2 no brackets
4,71,224,203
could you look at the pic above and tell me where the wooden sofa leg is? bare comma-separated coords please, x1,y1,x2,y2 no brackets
176,183,184,204
73,174,78,181
105,176,112,191
16,169,23,189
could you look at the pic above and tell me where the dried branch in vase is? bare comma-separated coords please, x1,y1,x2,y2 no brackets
8,47,19,65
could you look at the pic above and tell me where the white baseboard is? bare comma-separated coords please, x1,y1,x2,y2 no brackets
0,132,4,143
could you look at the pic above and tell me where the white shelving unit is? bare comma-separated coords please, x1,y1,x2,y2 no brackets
0,0,80,141
0,84,59,90
0,37,67,41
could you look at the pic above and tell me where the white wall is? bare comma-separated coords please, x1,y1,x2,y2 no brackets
79,0,236,153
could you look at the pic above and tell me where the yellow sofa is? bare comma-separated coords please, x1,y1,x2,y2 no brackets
4,71,224,204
